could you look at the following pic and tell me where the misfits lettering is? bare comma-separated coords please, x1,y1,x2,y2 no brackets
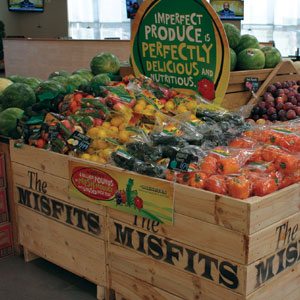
255,220,300,287
16,171,101,236
142,12,213,88
112,220,239,290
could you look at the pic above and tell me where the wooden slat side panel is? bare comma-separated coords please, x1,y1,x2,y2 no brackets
246,263,300,300
18,206,106,285
111,270,183,300
245,208,300,294
222,91,251,110
229,69,272,84
270,74,300,85
174,184,250,234
12,162,106,216
108,218,247,294
248,184,300,234
109,244,244,300
248,211,300,264
10,142,69,179
109,210,246,264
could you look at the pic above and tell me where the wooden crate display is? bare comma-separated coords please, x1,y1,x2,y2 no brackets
10,143,108,299
9,142,300,299
107,181,300,299
120,60,299,111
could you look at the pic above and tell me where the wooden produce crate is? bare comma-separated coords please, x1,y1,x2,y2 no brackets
105,163,300,297
9,142,300,299
0,188,9,224
10,142,108,300
120,60,299,111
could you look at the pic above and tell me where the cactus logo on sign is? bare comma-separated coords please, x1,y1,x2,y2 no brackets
131,0,230,105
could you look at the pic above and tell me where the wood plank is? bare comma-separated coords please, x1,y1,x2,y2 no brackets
174,184,250,234
222,91,252,110
109,244,244,299
246,262,300,299
229,69,272,85
109,211,246,264
12,162,106,217
248,184,300,234
108,219,247,294
270,74,300,85
248,210,300,264
276,60,298,75
18,206,106,285
10,142,69,179
111,270,183,300
23,248,39,262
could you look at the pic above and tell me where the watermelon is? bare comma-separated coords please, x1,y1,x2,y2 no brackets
224,23,241,50
72,69,93,81
230,48,237,71
6,75,41,90
90,52,120,75
237,48,265,70
48,70,71,79
235,34,260,54
90,74,111,96
35,80,67,101
261,46,282,68
1,83,36,110
51,75,69,86
0,107,24,138
67,74,89,92
7,75,25,83
0,78,13,92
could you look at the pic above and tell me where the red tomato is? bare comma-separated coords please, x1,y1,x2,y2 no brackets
134,196,143,210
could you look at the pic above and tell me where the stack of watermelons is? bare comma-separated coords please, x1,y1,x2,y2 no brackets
0,52,121,138
224,23,282,71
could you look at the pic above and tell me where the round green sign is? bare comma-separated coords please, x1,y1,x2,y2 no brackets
131,0,230,105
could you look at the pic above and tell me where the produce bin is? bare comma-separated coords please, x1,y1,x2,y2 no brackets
10,141,300,300
10,142,108,299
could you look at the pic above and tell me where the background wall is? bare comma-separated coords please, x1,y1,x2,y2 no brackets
0,0,68,38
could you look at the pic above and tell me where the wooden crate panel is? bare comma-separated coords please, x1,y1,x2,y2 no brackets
246,263,300,300
174,184,249,234
12,162,106,217
109,211,246,264
10,142,69,179
108,218,247,294
109,244,244,300
248,184,300,234
111,269,184,300
18,206,106,285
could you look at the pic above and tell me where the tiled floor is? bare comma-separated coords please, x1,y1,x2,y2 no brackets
0,256,97,300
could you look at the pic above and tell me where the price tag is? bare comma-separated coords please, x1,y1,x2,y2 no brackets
67,131,92,152
245,77,260,92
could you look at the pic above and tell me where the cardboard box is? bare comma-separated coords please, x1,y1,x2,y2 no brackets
0,223,13,259
0,189,8,224
0,153,6,188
